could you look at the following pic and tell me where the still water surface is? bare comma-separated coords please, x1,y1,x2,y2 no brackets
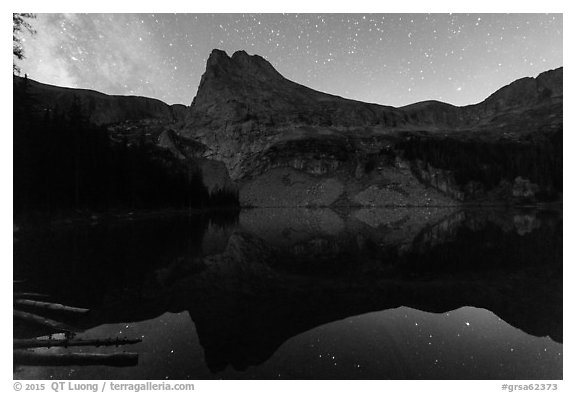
14,207,562,379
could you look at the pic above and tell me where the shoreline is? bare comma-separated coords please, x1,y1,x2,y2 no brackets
13,201,562,232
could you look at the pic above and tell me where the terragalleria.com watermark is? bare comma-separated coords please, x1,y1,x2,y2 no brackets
13,381,194,392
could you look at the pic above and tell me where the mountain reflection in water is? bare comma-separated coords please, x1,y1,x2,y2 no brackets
13,207,562,380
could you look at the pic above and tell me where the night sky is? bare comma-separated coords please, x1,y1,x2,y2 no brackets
18,13,562,107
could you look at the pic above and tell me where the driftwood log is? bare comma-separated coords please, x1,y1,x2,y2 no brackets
14,299,89,314
13,350,138,367
14,337,142,349
13,292,50,300
13,310,82,333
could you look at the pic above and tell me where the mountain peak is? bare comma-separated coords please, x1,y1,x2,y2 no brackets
189,49,288,112
204,49,281,79
231,50,250,59
206,49,230,66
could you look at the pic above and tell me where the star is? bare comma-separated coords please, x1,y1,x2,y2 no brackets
18,13,562,107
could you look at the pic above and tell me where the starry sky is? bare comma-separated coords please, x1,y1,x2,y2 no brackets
18,13,562,107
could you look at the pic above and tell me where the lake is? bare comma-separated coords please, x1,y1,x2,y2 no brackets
13,207,562,379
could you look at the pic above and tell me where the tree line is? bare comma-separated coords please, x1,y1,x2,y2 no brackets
398,132,562,201
14,76,238,217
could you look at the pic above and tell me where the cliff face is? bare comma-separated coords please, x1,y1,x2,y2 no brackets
181,49,562,206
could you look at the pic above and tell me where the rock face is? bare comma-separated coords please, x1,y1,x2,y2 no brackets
181,49,562,206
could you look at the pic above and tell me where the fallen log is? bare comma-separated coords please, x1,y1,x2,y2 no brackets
13,292,50,300
13,310,81,333
14,299,89,314
13,350,138,367
14,337,142,349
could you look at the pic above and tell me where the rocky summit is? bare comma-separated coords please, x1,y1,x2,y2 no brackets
15,49,562,207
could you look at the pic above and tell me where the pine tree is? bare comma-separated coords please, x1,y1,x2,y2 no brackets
13,13,36,75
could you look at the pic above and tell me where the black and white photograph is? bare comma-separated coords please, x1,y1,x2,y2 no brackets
10,3,565,388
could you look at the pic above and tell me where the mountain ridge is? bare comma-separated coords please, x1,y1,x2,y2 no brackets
14,50,562,131
13,75,188,126
179,50,561,206
14,49,563,207
185,49,562,132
